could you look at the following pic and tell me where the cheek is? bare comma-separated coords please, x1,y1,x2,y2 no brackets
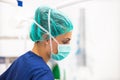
52,41,58,54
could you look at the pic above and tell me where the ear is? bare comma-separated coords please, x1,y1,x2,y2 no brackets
42,34,49,45
42,34,49,40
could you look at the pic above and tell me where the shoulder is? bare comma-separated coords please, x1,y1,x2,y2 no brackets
16,51,54,79
0,51,54,80
15,51,49,70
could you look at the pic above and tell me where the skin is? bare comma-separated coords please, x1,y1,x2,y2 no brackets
32,32,72,62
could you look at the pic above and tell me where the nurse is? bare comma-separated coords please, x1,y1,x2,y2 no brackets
0,6,73,80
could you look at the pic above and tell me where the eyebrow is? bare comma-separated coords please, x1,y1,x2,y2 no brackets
63,38,71,41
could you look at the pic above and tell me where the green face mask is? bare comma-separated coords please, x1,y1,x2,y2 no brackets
51,43,71,61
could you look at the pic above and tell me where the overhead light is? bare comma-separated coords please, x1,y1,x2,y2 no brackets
17,0,23,7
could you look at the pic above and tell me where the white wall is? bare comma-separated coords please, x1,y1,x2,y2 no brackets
85,1,120,80
59,0,120,80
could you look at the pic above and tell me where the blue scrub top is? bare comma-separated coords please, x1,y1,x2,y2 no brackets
0,51,54,80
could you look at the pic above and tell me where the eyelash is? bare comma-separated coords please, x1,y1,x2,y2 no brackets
62,41,69,44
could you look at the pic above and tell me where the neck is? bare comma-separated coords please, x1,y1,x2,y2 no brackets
32,42,50,62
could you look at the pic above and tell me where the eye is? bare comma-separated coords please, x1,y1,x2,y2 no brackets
62,38,71,44
62,41,68,44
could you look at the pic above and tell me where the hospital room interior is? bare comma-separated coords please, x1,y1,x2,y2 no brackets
0,0,120,80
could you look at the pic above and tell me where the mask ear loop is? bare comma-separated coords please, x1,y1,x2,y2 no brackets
48,9,53,54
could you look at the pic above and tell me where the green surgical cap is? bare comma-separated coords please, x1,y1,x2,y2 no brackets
30,6,73,42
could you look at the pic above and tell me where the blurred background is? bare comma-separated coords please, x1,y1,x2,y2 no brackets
0,0,120,80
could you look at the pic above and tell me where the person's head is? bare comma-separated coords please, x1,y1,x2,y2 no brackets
30,6,73,61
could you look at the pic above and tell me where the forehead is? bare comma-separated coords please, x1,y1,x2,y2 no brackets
55,32,72,39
